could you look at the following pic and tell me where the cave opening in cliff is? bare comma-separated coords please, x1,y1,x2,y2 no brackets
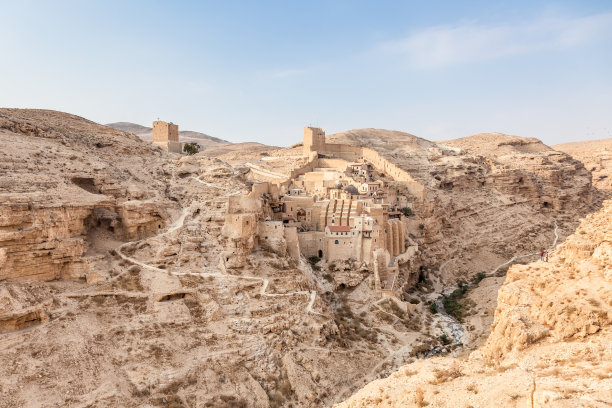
158,293,187,302
71,177,99,194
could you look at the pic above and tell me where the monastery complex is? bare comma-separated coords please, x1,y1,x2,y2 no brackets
222,127,427,298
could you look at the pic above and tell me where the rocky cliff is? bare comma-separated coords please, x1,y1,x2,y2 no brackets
326,130,600,292
554,138,612,191
1,113,608,408
0,109,177,281
336,199,612,408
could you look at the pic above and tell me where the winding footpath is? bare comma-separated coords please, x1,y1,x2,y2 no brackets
116,178,324,317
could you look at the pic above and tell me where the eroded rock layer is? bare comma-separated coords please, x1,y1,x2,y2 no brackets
336,199,612,408
0,110,608,408
0,109,176,281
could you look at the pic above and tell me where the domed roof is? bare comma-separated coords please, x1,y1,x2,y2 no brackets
344,185,359,195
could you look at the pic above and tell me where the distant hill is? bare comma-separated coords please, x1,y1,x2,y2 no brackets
105,122,230,151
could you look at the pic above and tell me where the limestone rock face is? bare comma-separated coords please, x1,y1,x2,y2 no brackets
324,130,600,288
2,110,610,408
0,109,176,281
555,137,612,191
0,202,94,280
335,199,612,408
481,199,612,360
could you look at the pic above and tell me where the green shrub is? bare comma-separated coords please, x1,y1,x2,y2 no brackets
183,142,200,155
401,207,413,216
308,256,320,265
443,283,469,322
409,298,420,305
472,272,486,285
429,302,438,314
439,334,451,345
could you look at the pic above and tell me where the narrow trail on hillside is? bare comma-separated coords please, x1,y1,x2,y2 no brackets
115,178,325,317
427,220,560,356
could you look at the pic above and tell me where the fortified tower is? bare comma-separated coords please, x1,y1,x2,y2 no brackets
303,127,326,156
152,121,182,153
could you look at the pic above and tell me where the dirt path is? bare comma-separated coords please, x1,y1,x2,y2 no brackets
241,162,288,180
116,180,325,317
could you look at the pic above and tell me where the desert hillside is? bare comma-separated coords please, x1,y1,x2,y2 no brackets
554,138,612,191
0,109,180,281
336,198,612,408
0,111,607,407
106,121,230,151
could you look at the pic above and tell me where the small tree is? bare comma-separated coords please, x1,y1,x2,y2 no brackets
183,142,200,155
401,207,413,216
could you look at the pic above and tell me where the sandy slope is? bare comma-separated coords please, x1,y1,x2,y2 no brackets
336,199,612,408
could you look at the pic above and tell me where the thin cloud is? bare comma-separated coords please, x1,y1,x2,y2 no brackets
268,61,332,79
382,12,612,68
270,67,314,78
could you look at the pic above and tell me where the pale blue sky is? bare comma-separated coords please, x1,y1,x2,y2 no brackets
1,1,611,145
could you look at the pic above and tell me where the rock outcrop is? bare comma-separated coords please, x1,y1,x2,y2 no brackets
1,112,609,408
554,137,612,191
0,109,176,281
335,199,612,408
322,130,600,289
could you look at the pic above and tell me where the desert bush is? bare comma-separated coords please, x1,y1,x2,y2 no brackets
439,334,451,345
389,300,406,318
268,391,284,408
204,395,248,408
443,283,469,321
401,207,413,217
431,365,463,384
308,256,321,271
428,302,438,314
183,142,200,155
414,387,428,407
308,256,321,265
472,272,486,285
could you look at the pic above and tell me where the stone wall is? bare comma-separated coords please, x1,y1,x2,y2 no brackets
301,128,426,202
297,231,324,259
257,221,286,255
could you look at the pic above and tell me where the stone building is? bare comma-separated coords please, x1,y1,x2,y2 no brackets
220,127,423,297
303,127,326,156
152,121,182,153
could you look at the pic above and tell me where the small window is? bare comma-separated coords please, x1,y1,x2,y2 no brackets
334,240,339,244
246,221,249,225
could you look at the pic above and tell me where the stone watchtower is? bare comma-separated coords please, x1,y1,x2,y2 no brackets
303,127,326,156
152,121,182,153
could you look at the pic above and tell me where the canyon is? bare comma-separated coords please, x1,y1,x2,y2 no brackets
0,109,609,407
